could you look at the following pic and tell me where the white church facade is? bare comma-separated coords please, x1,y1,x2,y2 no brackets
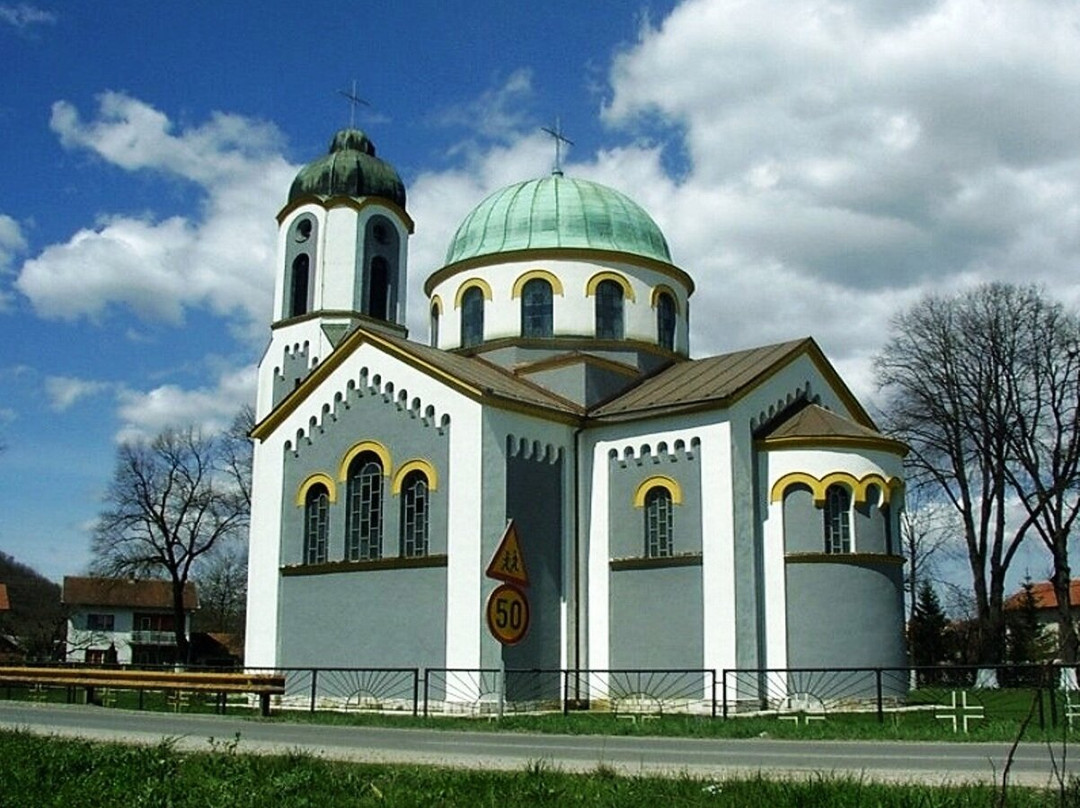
244,129,908,680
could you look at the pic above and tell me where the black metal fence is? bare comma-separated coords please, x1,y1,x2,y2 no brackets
5,662,1080,730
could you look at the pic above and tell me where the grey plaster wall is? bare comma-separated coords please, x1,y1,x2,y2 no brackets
522,363,640,408
280,373,450,566
276,372,450,668
278,567,446,667
282,213,318,320
273,343,312,410
502,447,565,688
854,500,888,554
607,443,701,559
782,486,820,553
785,559,906,670
610,565,703,668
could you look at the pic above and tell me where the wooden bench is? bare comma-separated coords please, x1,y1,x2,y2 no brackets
0,667,286,717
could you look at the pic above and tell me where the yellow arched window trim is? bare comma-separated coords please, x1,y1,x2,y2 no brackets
585,271,636,302
769,471,903,506
633,475,683,508
650,284,681,314
391,458,439,495
296,473,336,506
337,440,392,482
430,295,443,315
511,269,564,298
453,278,493,308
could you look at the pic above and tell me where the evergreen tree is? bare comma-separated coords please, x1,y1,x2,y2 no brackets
1007,577,1050,664
909,581,949,677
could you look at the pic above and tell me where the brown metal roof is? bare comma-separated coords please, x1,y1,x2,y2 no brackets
589,338,812,419
61,577,198,610
764,404,885,441
372,331,584,415
0,583,8,611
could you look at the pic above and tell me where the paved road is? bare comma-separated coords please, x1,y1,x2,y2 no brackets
0,701,1075,786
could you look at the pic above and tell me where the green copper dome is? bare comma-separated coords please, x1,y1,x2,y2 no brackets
289,129,406,207
444,174,672,266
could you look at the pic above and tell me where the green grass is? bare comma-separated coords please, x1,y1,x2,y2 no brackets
0,729,1072,808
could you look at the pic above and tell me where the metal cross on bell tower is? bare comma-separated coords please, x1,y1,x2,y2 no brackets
541,117,574,176
339,80,370,129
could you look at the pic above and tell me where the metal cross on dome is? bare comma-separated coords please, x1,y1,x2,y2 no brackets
339,80,370,129
541,117,574,176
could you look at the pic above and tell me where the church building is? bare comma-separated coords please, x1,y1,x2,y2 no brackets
244,128,908,683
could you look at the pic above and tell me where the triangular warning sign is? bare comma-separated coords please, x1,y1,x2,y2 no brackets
485,519,529,587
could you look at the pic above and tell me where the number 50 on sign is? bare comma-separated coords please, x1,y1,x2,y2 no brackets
486,583,530,645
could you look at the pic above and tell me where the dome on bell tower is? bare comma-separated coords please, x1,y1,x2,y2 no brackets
288,129,406,208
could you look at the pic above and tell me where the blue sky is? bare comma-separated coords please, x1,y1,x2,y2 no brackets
3,0,1080,585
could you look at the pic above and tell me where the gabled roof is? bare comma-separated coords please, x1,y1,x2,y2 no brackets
253,326,584,440
0,583,8,611
1005,580,1080,611
62,577,198,611
758,403,907,456
589,338,873,426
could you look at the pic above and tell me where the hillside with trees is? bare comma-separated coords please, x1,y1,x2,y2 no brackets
0,551,64,660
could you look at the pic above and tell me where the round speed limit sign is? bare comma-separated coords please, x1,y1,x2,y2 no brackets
486,583,530,645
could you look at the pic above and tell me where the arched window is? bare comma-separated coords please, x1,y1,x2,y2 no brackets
303,483,329,564
400,470,429,557
368,256,389,320
595,279,624,339
644,486,673,558
656,291,676,351
461,286,484,348
345,454,383,561
824,484,852,554
521,278,553,338
289,254,310,318
430,303,440,348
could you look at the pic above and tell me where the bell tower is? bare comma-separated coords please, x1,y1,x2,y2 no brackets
257,129,413,419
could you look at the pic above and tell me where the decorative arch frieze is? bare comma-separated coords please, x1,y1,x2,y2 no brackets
295,472,337,506
632,474,684,507
770,471,903,507
585,271,636,302
608,435,699,466
453,277,494,307
511,269,564,298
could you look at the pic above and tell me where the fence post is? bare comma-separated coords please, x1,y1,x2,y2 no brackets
412,668,419,717
875,668,883,724
711,670,717,719
722,670,728,719
423,669,430,718
309,669,318,713
563,669,570,716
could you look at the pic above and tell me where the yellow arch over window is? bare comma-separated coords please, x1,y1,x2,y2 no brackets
770,471,903,506
391,458,439,495
337,440,392,482
511,269,564,298
430,295,443,315
633,475,683,508
454,278,493,308
650,284,681,314
585,271,636,303
295,473,336,506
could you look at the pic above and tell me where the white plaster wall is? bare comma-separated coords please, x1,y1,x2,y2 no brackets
697,421,737,677
244,432,286,668
428,257,690,353
321,206,359,310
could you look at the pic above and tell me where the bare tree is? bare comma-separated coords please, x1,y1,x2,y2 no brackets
900,484,957,626
193,536,248,637
875,284,1043,667
91,426,249,664
1001,294,1080,662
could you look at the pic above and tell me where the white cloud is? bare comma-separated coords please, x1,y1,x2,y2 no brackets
0,3,55,30
595,0,1080,395
114,362,256,444
0,213,28,310
16,93,295,336
45,376,111,412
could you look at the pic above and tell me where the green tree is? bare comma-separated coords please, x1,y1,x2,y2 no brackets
909,581,950,673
